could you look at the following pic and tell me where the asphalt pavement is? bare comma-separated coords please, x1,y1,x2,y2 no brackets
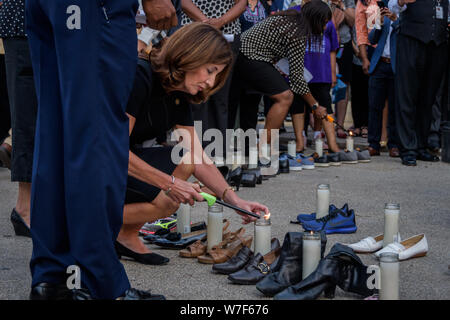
1,141,449,300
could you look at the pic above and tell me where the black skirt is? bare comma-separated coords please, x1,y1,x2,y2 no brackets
125,146,178,204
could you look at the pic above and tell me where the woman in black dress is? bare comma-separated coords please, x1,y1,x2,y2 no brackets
118,23,270,265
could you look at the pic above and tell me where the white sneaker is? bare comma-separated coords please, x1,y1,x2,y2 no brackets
374,234,428,261
346,234,384,253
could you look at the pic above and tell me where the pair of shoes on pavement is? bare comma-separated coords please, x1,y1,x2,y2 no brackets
345,233,428,261
311,152,341,167
280,153,315,171
401,150,440,166
30,283,165,300
298,204,357,234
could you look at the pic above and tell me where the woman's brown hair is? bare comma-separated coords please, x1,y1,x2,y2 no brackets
150,23,233,104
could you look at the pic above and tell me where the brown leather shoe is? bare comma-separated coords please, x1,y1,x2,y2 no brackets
368,147,380,156
389,148,400,158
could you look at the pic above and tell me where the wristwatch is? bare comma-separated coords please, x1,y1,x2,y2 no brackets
311,103,319,111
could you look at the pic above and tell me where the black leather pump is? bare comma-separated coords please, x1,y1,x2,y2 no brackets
10,209,31,238
115,241,169,265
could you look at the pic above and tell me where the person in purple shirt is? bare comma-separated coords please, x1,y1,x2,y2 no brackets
289,3,341,156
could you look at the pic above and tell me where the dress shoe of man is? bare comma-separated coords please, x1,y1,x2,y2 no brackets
367,147,380,157
72,287,166,300
401,155,417,166
417,150,439,162
389,148,400,158
29,283,73,300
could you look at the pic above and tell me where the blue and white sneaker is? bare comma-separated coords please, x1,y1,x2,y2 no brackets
285,154,303,171
302,207,356,234
295,153,315,170
296,204,348,224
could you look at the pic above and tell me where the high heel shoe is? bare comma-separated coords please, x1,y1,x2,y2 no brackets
227,167,242,191
115,241,169,265
10,209,31,238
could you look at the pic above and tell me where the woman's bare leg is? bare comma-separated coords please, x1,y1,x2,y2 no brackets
292,113,305,152
117,160,195,253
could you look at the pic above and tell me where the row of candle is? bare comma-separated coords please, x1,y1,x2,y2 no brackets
176,190,401,299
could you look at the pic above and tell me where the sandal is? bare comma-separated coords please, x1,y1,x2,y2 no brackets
197,231,253,264
179,240,207,258
178,220,232,258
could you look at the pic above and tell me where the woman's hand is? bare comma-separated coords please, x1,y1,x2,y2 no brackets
233,199,269,225
313,105,328,120
142,0,178,30
380,7,397,21
362,58,371,75
205,17,225,30
166,178,204,206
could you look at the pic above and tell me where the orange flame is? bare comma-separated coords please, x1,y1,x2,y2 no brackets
349,131,354,137
264,212,271,220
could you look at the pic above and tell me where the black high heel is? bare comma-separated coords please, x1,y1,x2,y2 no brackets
10,209,31,238
115,241,169,265
227,167,242,191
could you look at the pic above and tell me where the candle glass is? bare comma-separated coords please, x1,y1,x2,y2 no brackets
176,204,191,235
288,140,296,158
248,147,258,169
302,232,321,279
207,204,223,252
316,184,330,219
346,136,354,152
383,203,400,247
379,252,400,300
254,218,271,256
315,138,323,157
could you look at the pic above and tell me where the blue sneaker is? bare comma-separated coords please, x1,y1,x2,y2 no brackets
285,154,303,171
296,153,315,170
296,204,348,224
302,207,356,234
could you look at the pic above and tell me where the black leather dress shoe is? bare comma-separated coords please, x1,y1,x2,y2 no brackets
72,287,166,300
417,150,439,162
228,246,281,285
115,241,169,265
10,209,31,238
242,168,262,184
213,238,280,275
117,288,166,300
213,246,253,275
401,155,417,166
30,283,73,300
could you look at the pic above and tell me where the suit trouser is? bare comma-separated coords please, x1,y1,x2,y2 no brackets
0,54,10,144
368,61,398,150
395,34,448,156
26,0,138,299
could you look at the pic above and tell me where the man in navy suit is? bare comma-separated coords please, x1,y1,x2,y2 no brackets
367,2,400,158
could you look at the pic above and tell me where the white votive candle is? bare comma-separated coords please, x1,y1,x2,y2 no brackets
346,135,354,152
248,147,258,169
380,253,400,300
176,204,191,235
316,184,330,219
254,218,271,256
288,140,296,158
383,203,400,247
302,232,321,279
315,138,323,157
207,204,223,252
